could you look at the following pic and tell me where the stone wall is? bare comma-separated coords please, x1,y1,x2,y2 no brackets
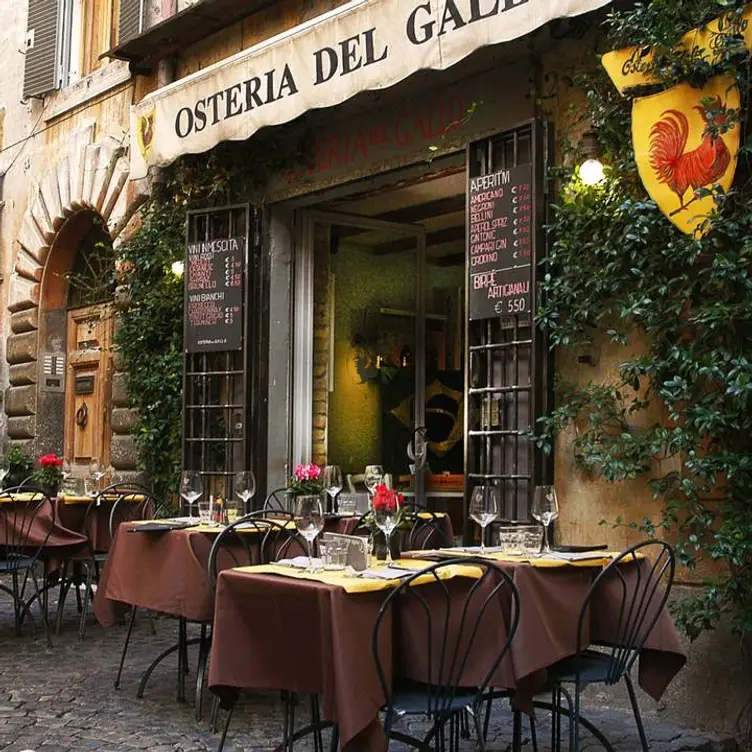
311,223,331,467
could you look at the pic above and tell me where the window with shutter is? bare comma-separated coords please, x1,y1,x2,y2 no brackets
118,0,143,46
23,0,60,99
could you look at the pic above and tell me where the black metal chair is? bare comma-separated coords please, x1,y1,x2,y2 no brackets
541,540,676,752
373,557,521,751
263,487,292,514
0,487,54,645
401,501,453,551
204,512,319,750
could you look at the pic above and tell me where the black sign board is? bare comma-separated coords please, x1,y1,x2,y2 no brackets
467,164,533,320
185,236,245,353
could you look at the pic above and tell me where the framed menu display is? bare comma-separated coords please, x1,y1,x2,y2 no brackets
184,236,245,352
467,164,533,320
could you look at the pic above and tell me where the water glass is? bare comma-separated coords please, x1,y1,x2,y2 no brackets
337,495,357,515
225,499,240,523
329,539,348,570
198,499,213,524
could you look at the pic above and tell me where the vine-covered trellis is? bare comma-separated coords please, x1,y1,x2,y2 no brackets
536,3,751,737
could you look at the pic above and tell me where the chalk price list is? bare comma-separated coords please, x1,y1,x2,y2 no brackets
185,237,245,352
468,164,533,321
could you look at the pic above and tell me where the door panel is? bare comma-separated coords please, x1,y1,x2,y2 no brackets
65,304,113,471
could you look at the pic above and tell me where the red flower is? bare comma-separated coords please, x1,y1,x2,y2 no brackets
372,484,403,513
39,453,63,469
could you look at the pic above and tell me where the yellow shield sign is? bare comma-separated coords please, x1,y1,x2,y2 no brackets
136,108,155,161
632,75,740,236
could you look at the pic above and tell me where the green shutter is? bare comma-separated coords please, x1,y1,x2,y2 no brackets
23,0,59,99
118,0,143,46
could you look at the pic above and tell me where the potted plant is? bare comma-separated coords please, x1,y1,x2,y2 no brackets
32,453,64,497
286,463,324,509
5,447,34,489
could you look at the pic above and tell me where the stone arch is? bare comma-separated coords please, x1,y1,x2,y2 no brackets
5,120,140,465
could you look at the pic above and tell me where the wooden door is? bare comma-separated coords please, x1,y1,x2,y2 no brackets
65,304,114,471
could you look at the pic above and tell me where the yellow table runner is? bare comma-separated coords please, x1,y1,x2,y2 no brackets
233,558,482,594
405,549,637,568
0,492,144,505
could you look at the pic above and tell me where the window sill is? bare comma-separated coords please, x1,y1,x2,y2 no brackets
44,61,132,123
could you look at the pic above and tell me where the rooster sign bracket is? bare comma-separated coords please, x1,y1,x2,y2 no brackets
632,75,740,237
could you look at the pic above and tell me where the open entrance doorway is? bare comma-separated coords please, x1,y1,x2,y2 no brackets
294,171,467,528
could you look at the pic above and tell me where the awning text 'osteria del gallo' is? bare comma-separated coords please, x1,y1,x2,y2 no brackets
130,0,611,179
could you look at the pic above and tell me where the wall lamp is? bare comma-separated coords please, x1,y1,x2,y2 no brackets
578,129,606,186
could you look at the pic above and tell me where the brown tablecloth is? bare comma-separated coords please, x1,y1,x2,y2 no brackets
92,516,349,628
0,499,88,551
207,558,686,752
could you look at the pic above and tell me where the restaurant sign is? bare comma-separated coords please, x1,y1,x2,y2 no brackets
185,237,245,353
130,0,611,179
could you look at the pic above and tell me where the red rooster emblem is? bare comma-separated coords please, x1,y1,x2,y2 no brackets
649,96,732,216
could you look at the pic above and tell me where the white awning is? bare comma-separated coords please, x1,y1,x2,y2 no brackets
130,0,611,179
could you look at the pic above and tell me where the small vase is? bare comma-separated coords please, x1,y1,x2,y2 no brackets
374,531,401,561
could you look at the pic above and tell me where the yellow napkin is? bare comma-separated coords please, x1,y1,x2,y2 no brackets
233,558,480,594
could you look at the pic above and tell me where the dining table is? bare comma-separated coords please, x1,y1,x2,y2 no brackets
207,551,687,752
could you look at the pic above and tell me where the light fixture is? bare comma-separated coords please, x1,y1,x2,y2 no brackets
171,260,185,277
578,129,606,186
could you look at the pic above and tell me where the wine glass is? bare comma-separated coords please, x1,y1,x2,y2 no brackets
322,465,343,513
373,494,402,567
180,471,203,520
89,459,106,495
234,471,256,513
469,485,500,554
294,495,324,572
531,485,560,553
61,458,72,481
364,465,384,497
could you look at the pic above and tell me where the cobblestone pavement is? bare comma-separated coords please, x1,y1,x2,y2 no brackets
0,585,736,752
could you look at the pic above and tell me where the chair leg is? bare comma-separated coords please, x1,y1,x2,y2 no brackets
472,710,486,752
195,624,210,722
217,704,234,752
55,562,72,636
177,617,187,703
11,571,21,636
625,673,650,752
559,686,576,752
529,710,538,752
210,695,220,733
328,724,339,752
114,606,137,689
78,563,94,641
31,569,52,648
310,695,323,752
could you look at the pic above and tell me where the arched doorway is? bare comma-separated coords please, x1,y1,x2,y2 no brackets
37,210,115,473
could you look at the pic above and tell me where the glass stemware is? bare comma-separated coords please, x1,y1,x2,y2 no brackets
294,495,324,572
531,485,560,553
89,459,106,496
180,471,203,520
234,470,256,513
364,465,384,497
469,485,500,554
61,458,72,481
373,495,402,567
322,465,343,513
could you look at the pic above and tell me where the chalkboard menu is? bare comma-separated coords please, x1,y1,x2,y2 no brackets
185,236,245,353
468,164,533,320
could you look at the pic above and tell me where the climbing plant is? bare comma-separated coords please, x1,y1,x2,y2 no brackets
536,0,752,671
114,128,309,502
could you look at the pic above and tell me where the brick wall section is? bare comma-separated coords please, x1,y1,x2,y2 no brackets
311,223,330,466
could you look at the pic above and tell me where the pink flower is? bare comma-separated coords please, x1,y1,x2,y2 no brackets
294,463,322,481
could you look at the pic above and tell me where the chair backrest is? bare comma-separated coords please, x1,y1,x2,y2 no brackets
263,487,291,514
373,557,520,719
575,539,676,685
101,484,161,538
401,502,451,550
207,509,305,591
0,487,54,566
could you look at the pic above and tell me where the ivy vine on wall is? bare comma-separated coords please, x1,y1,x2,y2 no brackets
114,129,309,502
536,0,752,663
